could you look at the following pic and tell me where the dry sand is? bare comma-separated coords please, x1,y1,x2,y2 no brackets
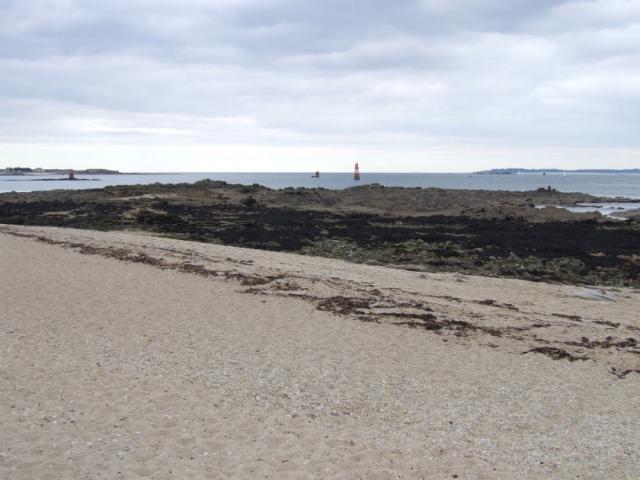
1,225,639,479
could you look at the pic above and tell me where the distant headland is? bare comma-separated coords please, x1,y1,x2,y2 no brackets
0,167,120,176
476,168,640,175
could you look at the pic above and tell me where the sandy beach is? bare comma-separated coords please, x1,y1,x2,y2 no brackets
1,224,639,479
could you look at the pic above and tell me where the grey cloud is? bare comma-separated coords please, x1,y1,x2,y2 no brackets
1,0,639,162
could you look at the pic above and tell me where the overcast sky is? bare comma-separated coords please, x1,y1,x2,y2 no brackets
1,0,639,172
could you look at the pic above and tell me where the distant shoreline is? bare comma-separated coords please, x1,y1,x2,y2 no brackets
0,168,121,176
476,168,640,175
3,178,100,182
2,171,640,198
3,168,640,176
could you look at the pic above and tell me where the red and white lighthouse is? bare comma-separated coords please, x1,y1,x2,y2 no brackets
353,162,360,181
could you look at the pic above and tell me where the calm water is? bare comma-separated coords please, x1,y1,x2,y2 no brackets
2,172,640,199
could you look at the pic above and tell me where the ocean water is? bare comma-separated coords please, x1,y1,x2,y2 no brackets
1,172,640,199
536,202,640,219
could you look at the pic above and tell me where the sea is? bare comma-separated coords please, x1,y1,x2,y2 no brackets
2,171,640,199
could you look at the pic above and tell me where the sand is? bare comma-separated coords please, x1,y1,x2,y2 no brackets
1,225,639,479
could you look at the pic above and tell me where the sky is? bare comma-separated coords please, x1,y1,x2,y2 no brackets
1,0,639,172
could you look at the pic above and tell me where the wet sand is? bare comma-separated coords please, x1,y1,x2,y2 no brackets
1,225,639,479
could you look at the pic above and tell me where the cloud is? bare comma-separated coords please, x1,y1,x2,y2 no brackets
1,0,639,170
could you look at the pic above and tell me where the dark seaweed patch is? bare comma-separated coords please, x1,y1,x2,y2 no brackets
610,368,640,379
2,182,640,287
593,320,621,328
524,347,588,362
553,313,582,321
567,336,638,349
